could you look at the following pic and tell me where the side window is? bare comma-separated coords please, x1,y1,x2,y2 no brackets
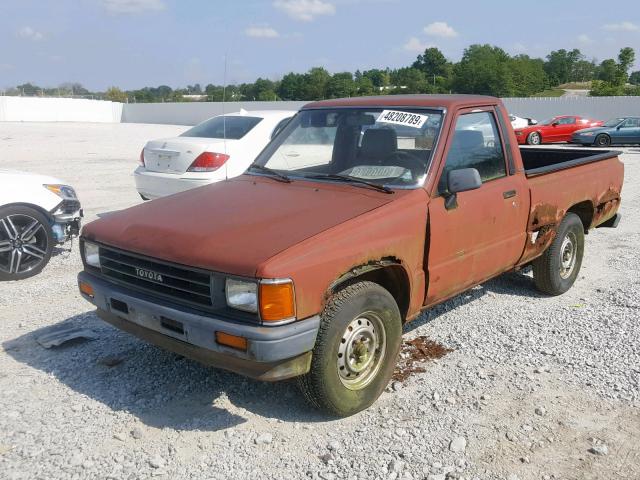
558,117,576,125
622,118,639,128
439,111,507,192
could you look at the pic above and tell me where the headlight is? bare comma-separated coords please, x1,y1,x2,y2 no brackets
225,279,258,312
514,131,523,136
581,132,595,136
44,184,78,200
83,241,101,268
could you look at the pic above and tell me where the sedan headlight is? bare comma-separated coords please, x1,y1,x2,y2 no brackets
225,278,258,312
581,132,595,136
83,241,101,268
44,184,78,200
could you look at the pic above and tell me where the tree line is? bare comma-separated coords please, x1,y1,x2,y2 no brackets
4,45,639,103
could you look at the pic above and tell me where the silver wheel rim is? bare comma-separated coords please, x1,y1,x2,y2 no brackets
0,214,49,275
530,133,540,145
337,312,386,391
559,232,577,279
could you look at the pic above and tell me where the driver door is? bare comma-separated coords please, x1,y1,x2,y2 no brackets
426,108,528,305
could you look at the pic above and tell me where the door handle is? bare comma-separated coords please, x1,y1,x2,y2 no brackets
503,190,516,199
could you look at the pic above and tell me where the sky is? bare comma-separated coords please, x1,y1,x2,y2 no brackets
1,0,639,91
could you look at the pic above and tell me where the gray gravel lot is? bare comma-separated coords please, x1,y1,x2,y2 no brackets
0,123,638,480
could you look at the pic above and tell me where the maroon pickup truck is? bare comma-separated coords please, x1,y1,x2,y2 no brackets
78,95,624,416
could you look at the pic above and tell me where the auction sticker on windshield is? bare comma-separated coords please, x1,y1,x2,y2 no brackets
377,110,429,128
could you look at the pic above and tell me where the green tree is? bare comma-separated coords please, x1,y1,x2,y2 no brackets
389,67,427,94
104,86,128,102
618,47,635,74
302,67,331,100
277,72,306,100
452,44,514,96
630,71,640,85
544,49,584,85
510,55,548,96
327,72,356,98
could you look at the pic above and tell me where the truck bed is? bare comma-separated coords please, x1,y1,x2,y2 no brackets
520,147,622,177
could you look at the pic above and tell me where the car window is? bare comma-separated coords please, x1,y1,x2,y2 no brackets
439,111,506,192
557,117,576,125
180,116,263,139
271,117,292,139
254,108,444,188
621,118,640,128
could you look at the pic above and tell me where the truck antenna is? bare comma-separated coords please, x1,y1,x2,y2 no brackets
222,52,228,180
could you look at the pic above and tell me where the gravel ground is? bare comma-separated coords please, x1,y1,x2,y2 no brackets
0,123,638,480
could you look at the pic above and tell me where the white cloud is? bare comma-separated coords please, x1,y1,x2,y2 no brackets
273,0,335,22
17,26,44,41
101,0,165,14
577,34,593,45
245,26,280,38
602,21,639,32
403,37,430,53
424,21,458,38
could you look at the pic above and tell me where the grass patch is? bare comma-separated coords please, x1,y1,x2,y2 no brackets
531,88,565,97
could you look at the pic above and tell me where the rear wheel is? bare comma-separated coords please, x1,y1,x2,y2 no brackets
527,132,542,145
595,134,611,147
0,206,54,281
532,213,584,295
297,281,402,417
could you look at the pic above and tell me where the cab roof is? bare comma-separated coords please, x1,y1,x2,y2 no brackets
302,94,501,111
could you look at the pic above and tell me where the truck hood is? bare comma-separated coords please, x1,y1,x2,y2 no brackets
82,175,396,276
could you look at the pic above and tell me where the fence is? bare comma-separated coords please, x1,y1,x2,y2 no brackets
2,96,640,125
0,96,123,123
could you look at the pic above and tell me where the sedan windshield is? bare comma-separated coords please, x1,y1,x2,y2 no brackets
251,108,444,188
603,118,625,128
181,116,263,139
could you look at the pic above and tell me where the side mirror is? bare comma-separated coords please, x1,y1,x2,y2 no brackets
444,168,482,210
528,119,538,126
551,122,559,127
448,168,482,194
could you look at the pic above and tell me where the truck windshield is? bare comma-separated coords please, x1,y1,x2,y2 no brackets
251,108,444,188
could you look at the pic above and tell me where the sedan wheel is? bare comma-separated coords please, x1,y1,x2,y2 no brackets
527,132,541,145
0,206,54,281
595,134,611,147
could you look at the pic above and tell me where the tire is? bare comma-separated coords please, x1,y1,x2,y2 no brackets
0,205,54,281
595,134,611,147
297,281,402,417
532,213,584,296
527,132,541,145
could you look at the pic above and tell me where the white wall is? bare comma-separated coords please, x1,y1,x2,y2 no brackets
121,101,307,126
0,96,123,123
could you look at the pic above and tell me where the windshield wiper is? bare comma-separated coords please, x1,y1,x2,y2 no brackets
302,173,394,194
248,163,292,183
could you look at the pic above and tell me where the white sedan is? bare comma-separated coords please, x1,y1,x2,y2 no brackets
134,110,297,200
509,114,537,130
0,170,82,280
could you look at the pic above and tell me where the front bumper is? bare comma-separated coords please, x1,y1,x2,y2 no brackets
78,271,320,381
50,200,82,243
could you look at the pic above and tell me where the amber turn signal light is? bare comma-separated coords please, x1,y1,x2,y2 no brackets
259,280,295,322
215,331,248,351
79,281,94,298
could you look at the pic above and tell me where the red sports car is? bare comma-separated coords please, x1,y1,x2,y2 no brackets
514,115,603,145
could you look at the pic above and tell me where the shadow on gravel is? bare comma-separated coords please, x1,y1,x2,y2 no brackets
405,269,542,333
3,312,331,431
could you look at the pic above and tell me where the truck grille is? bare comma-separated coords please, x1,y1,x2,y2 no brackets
99,246,213,308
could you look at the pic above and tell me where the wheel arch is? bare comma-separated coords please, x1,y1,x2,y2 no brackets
329,259,411,322
0,202,55,223
567,200,594,232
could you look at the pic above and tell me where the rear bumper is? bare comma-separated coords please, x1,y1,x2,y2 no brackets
78,271,320,381
133,168,220,200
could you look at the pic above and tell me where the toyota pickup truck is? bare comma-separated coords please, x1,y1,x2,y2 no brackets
78,95,624,416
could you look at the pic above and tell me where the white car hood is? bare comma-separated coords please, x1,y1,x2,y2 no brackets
0,169,67,186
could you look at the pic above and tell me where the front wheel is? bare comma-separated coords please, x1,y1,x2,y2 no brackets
297,281,402,417
595,134,611,147
532,213,584,295
0,205,54,281
527,132,541,145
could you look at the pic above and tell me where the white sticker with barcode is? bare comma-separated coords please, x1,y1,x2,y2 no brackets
376,110,429,128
